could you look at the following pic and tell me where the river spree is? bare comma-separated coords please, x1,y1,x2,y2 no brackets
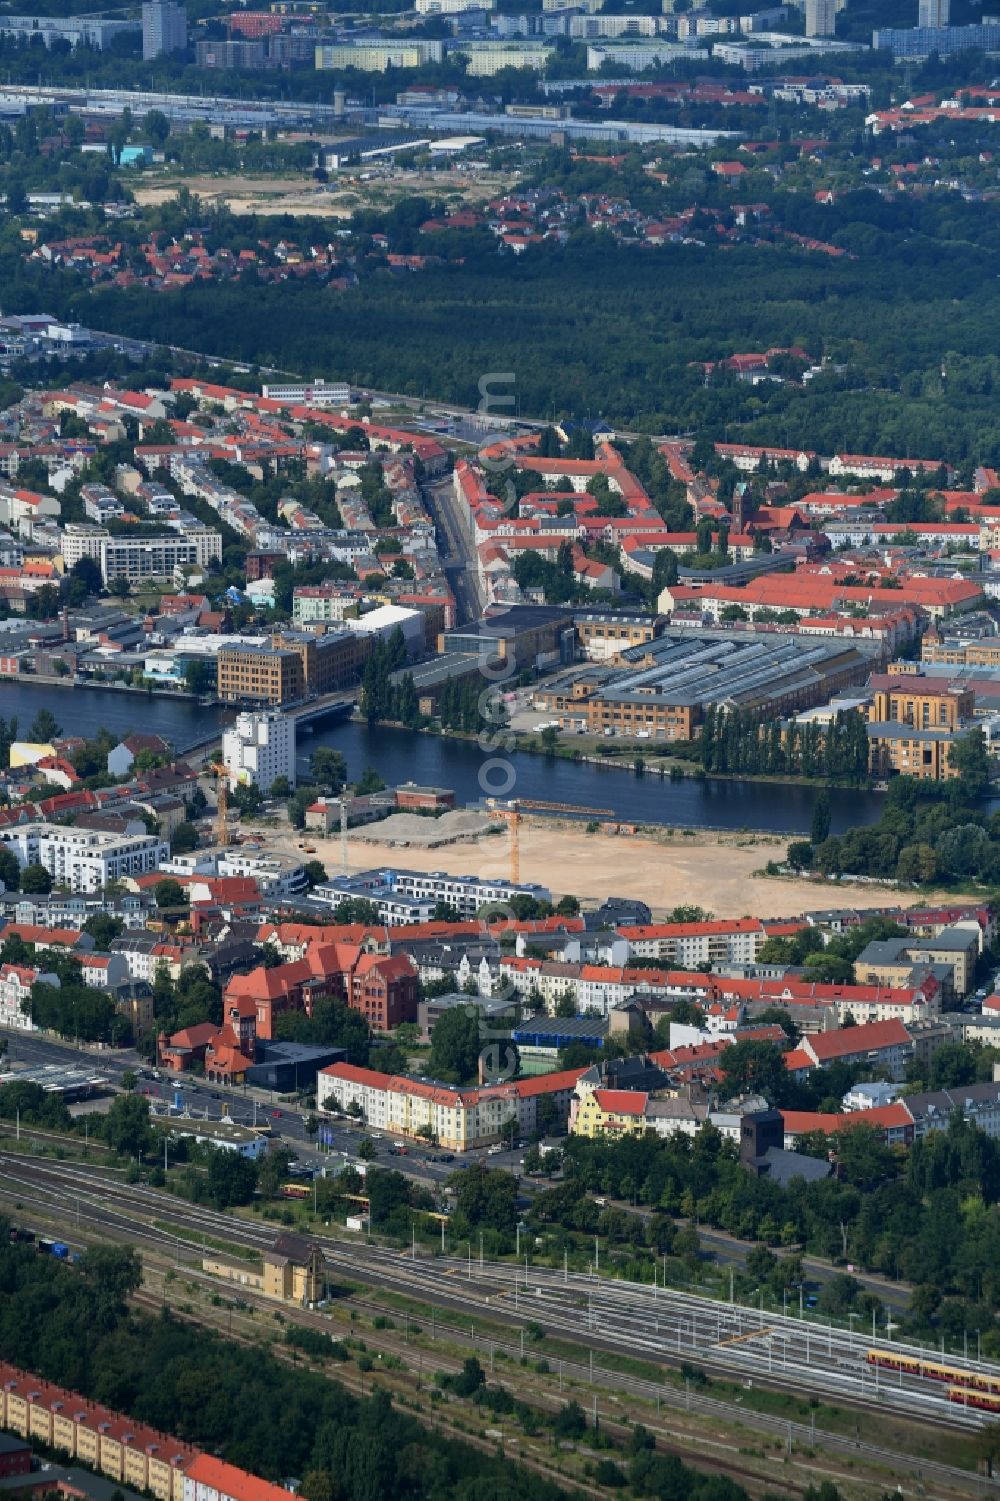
0,679,918,835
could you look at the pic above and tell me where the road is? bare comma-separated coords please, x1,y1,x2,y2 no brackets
0,1149,992,1451
0,1031,915,1308
422,474,483,625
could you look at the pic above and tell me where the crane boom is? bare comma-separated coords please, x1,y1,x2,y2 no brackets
487,798,616,886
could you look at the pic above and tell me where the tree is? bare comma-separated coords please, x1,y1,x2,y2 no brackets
70,555,103,598
428,1006,481,1084
28,708,61,742
303,860,327,889
0,847,19,892
719,1040,788,1104
270,776,292,800
143,108,170,147
256,1144,294,1199
206,1148,257,1209
448,1163,517,1233
810,789,832,847
357,1136,377,1161
108,575,131,599
104,1092,154,1158
154,879,187,910
950,727,992,799
170,822,199,855
311,746,347,794
82,912,125,949
184,659,215,696
19,864,51,895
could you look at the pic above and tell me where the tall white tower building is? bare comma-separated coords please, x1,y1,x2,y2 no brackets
222,711,296,794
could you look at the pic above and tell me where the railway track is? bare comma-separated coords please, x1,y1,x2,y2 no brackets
2,1153,996,1498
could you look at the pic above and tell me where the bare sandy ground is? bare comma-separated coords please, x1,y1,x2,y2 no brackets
133,167,516,219
275,821,966,919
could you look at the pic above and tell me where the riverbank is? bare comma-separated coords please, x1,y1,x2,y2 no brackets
271,820,968,918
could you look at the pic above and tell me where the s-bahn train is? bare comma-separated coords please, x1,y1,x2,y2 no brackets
867,1348,1000,1407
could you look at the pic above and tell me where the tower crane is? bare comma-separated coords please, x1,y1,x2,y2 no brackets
487,799,615,886
208,762,231,848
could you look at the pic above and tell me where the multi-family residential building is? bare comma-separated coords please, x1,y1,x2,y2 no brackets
0,1363,196,1501
855,924,980,998
905,1081,1000,1139
315,40,443,69
317,1061,583,1148
784,1018,914,1081
619,917,775,966
0,823,168,894
61,524,222,586
221,710,296,793
0,963,56,1030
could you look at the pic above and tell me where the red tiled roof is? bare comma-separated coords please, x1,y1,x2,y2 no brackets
804,1019,910,1062
185,1454,293,1501
592,1089,647,1115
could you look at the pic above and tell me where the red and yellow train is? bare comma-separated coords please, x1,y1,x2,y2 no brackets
866,1349,1000,1407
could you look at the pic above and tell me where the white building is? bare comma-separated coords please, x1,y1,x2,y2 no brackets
0,823,168,894
222,711,296,794
461,40,552,73
0,963,56,1030
60,523,221,586
585,40,697,69
261,380,351,406
342,603,426,656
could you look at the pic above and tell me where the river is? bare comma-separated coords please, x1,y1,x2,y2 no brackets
0,679,897,835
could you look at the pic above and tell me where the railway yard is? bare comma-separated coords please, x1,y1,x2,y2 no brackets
0,1143,997,1501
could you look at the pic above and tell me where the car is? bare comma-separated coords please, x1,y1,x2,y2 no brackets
439,1153,455,1162
272,1110,282,1119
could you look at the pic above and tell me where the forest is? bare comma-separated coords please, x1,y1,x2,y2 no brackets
782,753,1000,886
7,192,1000,461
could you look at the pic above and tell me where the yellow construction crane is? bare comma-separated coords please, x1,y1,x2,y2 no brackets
208,762,230,848
488,799,615,886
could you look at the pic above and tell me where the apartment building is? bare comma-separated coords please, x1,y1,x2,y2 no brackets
461,40,552,72
0,1363,196,1501
500,955,679,1015
0,1364,295,1501
855,925,980,997
0,823,168,894
0,962,56,1030
61,523,222,586
292,585,361,625
905,1081,1000,1139
315,40,442,69
222,710,296,792
317,1061,583,1148
867,721,961,782
789,1018,914,1081
619,917,771,966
